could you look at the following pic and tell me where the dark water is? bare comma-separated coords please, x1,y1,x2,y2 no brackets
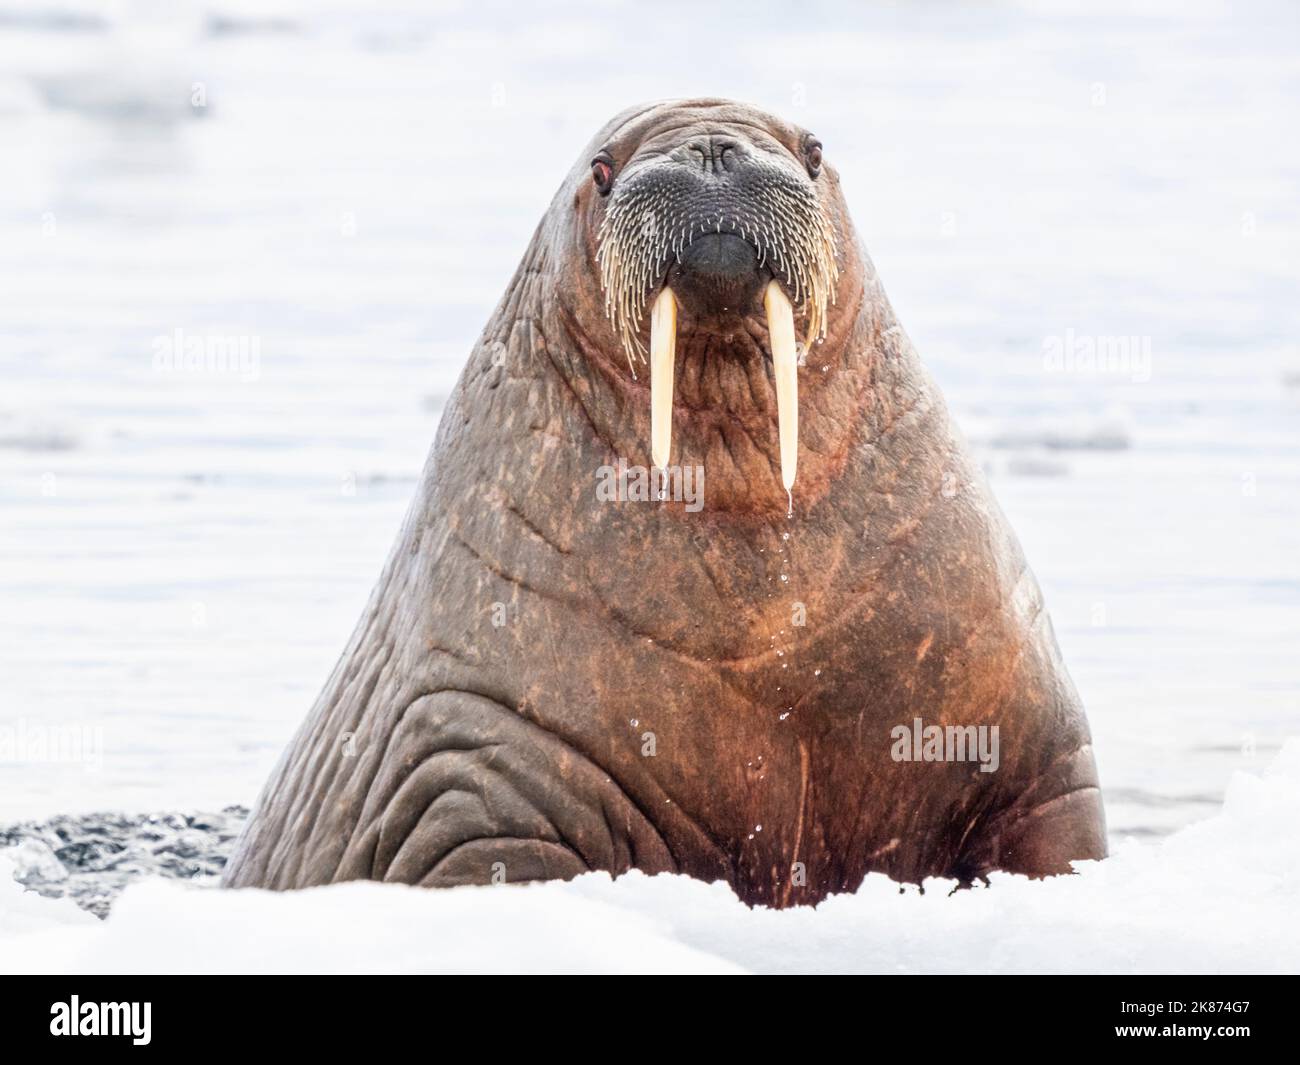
2,807,248,918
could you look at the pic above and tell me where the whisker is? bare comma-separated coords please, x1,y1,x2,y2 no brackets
597,164,839,368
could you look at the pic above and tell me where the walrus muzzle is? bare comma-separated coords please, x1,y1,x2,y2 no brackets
597,136,837,492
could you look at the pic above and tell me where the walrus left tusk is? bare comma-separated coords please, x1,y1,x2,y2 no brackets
650,286,677,471
764,280,798,495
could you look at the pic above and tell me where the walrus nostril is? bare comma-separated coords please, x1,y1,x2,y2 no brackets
683,137,742,175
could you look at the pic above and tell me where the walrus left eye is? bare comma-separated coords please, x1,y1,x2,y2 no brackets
804,138,823,178
591,153,615,195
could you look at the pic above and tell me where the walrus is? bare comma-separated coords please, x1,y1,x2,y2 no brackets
224,98,1106,906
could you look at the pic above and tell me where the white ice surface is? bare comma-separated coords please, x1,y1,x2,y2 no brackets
4,742,1298,975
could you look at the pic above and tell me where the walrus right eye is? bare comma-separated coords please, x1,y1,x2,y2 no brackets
591,152,615,195
804,137,823,178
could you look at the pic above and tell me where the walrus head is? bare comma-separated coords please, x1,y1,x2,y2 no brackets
552,99,871,515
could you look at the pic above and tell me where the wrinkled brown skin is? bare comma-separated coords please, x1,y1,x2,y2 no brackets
224,99,1106,906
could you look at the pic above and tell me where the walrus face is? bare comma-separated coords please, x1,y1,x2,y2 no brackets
579,100,851,500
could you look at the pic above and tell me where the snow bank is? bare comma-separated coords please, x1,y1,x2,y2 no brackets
4,742,1299,975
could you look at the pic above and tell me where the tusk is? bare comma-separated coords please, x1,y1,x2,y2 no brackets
764,280,799,499
650,287,677,471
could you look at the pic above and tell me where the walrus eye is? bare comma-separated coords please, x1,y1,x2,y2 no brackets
591,153,615,195
804,138,823,178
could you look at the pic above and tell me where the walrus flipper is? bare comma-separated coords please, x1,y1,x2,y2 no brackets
985,744,1108,878
226,689,677,890
350,690,678,887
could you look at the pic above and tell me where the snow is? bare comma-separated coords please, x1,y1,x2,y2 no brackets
4,742,1298,975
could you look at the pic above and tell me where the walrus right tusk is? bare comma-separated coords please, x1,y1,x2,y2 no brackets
764,280,798,495
649,286,677,471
